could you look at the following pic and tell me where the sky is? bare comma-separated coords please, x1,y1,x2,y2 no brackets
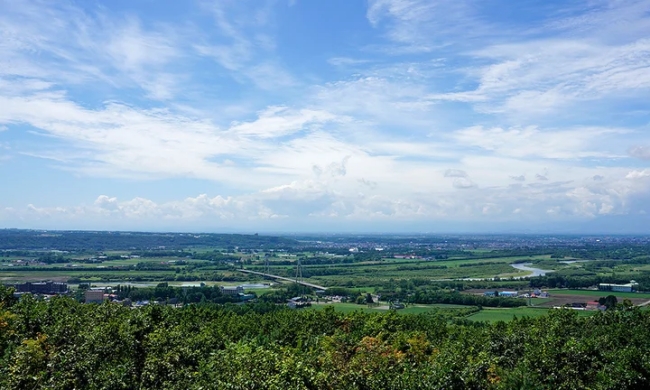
0,0,649,233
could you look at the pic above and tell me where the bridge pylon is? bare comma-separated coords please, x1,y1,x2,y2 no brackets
295,257,303,283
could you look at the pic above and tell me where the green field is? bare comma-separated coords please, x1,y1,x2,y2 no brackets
309,302,475,315
467,307,550,322
548,289,650,299
0,251,562,287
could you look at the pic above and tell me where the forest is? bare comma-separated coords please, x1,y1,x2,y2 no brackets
1,285,649,389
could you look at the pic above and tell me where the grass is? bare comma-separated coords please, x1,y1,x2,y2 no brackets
467,307,551,322
337,286,377,293
309,302,473,315
398,304,470,314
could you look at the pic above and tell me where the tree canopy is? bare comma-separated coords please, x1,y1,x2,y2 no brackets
1,289,649,389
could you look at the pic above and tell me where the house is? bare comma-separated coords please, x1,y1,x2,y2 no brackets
287,296,310,309
598,281,638,293
85,290,106,304
499,291,519,298
483,291,497,297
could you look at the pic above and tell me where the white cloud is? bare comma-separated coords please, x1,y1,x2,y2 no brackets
626,170,650,180
7,170,643,223
444,169,468,178
366,0,481,53
193,0,295,90
629,145,650,160
453,126,626,159
0,2,191,100
229,106,338,139
328,57,372,67
367,1,650,121
1,1,650,230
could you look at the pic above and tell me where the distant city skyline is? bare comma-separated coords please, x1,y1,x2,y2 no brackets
1,0,649,232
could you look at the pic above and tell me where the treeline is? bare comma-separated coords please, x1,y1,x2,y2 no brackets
129,250,188,258
258,283,313,303
190,250,240,262
407,291,526,308
109,284,241,304
1,286,650,389
66,272,252,284
529,273,650,291
0,230,298,250
36,253,70,264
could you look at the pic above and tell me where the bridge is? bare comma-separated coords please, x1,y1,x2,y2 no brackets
237,269,328,291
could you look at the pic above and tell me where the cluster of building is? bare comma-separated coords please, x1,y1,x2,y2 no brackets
483,289,550,298
4,259,48,267
11,281,68,295
220,285,255,301
483,290,519,298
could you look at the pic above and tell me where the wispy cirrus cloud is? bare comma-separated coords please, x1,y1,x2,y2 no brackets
0,1,188,99
453,126,629,159
193,0,297,90
366,0,486,53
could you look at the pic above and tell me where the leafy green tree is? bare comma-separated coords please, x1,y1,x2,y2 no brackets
604,295,618,309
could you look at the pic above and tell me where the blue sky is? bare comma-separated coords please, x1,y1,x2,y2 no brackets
1,0,650,233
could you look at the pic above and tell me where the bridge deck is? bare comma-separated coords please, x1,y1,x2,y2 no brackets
238,269,327,290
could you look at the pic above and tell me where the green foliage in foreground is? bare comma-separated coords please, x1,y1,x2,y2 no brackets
1,288,650,389
465,307,593,322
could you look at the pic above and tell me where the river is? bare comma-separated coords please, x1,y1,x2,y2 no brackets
510,263,554,277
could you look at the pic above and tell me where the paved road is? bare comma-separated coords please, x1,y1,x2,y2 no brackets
238,269,328,290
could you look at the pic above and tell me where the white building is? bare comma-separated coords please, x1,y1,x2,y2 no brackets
598,281,638,293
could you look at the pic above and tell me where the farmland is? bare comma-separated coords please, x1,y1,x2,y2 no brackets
5,230,650,388
3,230,650,321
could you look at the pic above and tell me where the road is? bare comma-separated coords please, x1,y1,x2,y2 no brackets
238,269,328,291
